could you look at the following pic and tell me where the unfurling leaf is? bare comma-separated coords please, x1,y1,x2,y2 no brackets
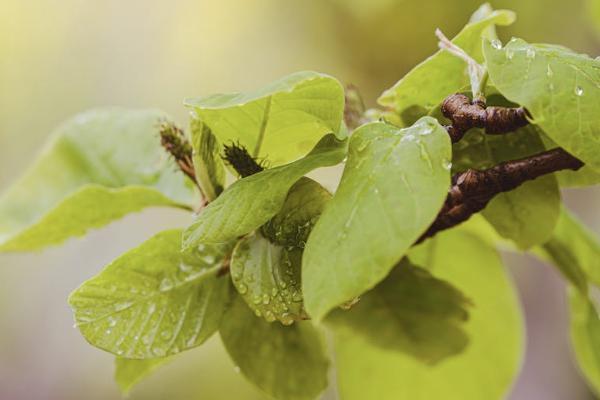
182,134,346,248
69,229,233,359
378,8,515,123
220,296,329,400
327,258,471,364
332,229,523,400
185,71,345,166
190,116,225,201
0,109,194,252
261,177,331,249
484,38,600,171
303,118,451,321
231,234,306,325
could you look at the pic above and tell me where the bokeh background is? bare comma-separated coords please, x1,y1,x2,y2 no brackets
1,0,599,399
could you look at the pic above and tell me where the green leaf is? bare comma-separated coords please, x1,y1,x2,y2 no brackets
303,118,451,321
184,71,345,166
261,177,331,249
69,229,232,358
231,234,306,325
182,134,346,248
332,229,523,400
484,38,600,171
452,123,560,249
219,295,329,400
114,356,173,395
0,109,194,252
568,288,600,397
190,116,225,201
538,207,600,291
327,258,471,364
377,8,515,122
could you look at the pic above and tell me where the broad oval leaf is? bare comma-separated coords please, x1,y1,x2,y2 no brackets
115,356,173,395
377,8,515,122
303,118,452,321
452,124,560,249
182,134,346,248
327,258,471,364
69,229,233,359
231,234,305,325
484,38,600,171
219,295,329,400
0,109,194,252
332,229,524,400
185,71,345,166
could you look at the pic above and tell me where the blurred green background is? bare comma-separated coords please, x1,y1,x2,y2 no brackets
1,0,599,399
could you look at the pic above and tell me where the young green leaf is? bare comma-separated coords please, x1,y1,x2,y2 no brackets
185,71,345,166
0,109,194,252
332,229,523,400
219,295,329,400
327,258,471,364
261,177,331,249
114,356,173,395
377,8,515,122
190,116,225,201
182,134,346,248
452,124,560,249
69,229,233,359
303,118,451,321
231,234,306,325
540,136,600,187
484,38,600,171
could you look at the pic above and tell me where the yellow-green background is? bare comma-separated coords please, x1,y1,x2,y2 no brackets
1,0,599,399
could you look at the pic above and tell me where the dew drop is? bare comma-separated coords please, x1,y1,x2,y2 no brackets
442,159,452,171
505,49,514,60
108,317,117,327
117,349,124,356
546,65,553,78
262,294,271,305
237,283,248,294
526,47,536,59
159,278,174,291
160,330,172,340
147,303,157,314
105,329,112,335
264,311,276,322
280,313,295,326
401,133,415,143
201,254,216,264
491,39,502,50
575,86,584,96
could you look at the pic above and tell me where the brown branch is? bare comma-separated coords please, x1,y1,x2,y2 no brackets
418,145,583,244
442,93,530,142
416,93,587,243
